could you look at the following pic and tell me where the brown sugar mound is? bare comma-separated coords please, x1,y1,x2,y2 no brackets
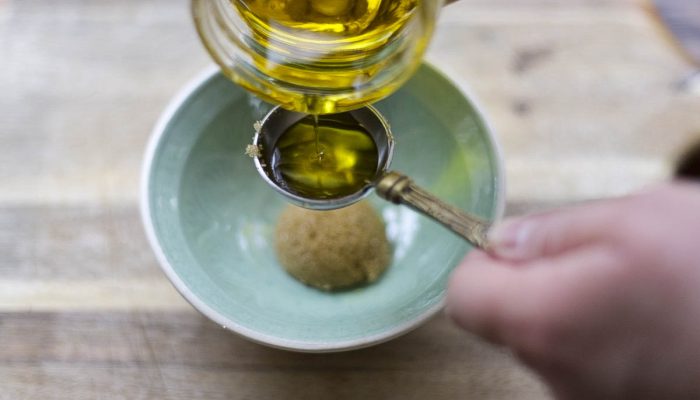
274,201,392,291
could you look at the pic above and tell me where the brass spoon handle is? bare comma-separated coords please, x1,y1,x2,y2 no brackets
375,171,491,249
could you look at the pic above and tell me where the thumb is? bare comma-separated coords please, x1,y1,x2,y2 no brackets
487,202,620,261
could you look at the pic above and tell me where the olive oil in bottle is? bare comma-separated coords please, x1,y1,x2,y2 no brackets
235,0,417,36
270,113,379,199
230,0,421,113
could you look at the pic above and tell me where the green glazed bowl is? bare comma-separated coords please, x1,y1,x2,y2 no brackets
141,63,505,352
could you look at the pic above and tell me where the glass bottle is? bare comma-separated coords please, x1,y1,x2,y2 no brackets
192,0,442,114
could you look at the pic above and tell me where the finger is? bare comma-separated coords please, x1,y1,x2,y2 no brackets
487,200,626,262
446,250,529,344
447,245,621,349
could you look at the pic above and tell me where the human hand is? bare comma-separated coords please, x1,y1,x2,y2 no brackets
446,183,700,399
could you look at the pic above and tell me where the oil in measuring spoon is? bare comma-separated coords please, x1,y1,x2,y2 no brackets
270,113,379,199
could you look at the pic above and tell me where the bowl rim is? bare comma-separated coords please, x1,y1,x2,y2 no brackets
140,62,506,353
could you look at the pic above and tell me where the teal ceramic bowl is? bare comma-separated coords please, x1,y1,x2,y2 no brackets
141,63,505,352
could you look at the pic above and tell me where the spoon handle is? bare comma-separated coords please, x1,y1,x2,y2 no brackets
375,171,491,249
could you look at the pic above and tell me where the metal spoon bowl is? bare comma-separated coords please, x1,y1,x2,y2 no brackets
252,105,394,210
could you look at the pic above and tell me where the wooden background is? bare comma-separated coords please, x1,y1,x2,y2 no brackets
1,0,699,398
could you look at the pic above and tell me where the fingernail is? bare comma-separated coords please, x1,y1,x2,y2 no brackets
488,219,533,260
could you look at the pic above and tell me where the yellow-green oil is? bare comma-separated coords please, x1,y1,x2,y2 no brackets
235,0,416,36
270,113,379,199
230,0,420,113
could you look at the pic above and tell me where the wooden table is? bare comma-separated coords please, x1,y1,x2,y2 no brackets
2,0,698,398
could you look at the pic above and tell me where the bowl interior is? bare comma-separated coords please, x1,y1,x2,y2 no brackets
145,64,502,350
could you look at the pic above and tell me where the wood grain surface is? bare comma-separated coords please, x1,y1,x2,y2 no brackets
2,0,699,399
